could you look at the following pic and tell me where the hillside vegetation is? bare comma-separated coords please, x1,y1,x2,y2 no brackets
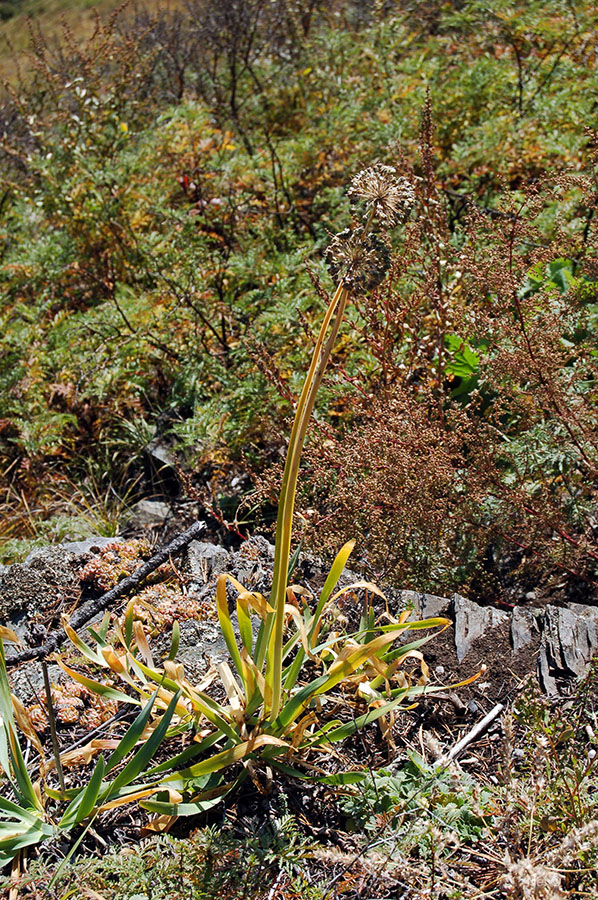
1,3,598,898
1,0,598,594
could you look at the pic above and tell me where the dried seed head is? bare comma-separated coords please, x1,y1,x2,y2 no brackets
348,163,415,226
326,226,391,293
502,856,565,899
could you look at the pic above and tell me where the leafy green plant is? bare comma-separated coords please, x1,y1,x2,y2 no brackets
20,815,323,900
0,627,196,869
339,753,492,843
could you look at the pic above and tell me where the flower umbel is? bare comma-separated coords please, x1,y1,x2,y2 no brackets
349,163,415,226
326,227,391,293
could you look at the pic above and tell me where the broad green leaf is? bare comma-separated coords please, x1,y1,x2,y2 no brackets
105,693,159,774
308,691,413,746
0,820,54,865
270,761,366,786
0,796,43,824
144,731,224,776
140,795,227,817
164,734,289,783
236,597,253,656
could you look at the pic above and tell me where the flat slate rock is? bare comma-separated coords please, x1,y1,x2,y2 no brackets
538,603,598,694
452,594,509,662
510,606,543,652
398,590,450,621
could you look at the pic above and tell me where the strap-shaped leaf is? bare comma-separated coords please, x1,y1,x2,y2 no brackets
270,761,367,786
167,621,180,661
308,691,414,746
0,820,54,866
59,756,106,830
104,693,159,775
56,661,137,705
103,690,181,798
133,621,154,667
314,630,412,696
164,733,289,783
216,575,245,681
282,645,305,692
0,796,43,824
140,795,228,817
309,539,355,645
64,623,106,666
236,596,253,656
0,627,20,644
0,637,41,811
144,730,223,777
124,600,135,648
87,611,111,646
140,778,236,817
131,657,241,743
271,672,330,733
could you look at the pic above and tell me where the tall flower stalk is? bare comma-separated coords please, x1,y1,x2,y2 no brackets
258,163,414,720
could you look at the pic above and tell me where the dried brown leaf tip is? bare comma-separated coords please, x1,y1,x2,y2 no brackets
348,163,415,227
325,226,390,293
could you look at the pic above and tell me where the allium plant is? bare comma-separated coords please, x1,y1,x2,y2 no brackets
6,166,474,840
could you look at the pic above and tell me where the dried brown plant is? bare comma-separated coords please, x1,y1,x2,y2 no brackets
292,116,598,600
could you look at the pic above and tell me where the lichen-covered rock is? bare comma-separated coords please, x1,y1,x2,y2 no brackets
1,547,78,621
186,541,232,588
0,537,120,621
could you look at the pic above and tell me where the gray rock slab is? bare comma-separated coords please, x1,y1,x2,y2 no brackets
398,590,450,620
452,594,509,662
538,604,598,694
511,606,543,652
186,541,232,587
125,499,173,530
25,537,119,564
144,437,180,496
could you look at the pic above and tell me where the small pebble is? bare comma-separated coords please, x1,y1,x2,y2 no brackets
435,665,445,676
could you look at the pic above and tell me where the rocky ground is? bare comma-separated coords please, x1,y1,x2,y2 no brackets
1,507,598,898
2,504,596,709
